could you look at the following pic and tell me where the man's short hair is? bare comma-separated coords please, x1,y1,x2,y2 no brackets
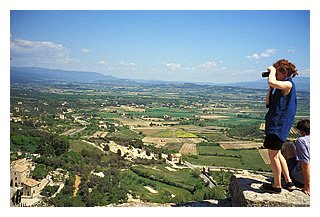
297,119,310,133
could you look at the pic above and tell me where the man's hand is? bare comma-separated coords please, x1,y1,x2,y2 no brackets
267,65,276,74
302,185,310,196
301,162,310,196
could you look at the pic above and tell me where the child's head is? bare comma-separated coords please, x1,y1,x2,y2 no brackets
273,59,298,78
297,119,310,135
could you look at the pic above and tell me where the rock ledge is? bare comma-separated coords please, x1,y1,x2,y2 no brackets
230,171,310,207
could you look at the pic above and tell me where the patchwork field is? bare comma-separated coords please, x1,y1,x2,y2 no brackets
219,141,263,149
197,115,230,120
259,149,271,164
115,117,151,127
179,143,197,155
187,145,270,171
142,137,206,148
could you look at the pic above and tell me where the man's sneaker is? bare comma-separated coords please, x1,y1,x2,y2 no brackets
262,183,282,194
285,182,296,192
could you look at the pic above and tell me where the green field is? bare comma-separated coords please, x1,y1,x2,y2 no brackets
185,143,270,172
132,107,200,118
153,128,198,138
121,164,223,203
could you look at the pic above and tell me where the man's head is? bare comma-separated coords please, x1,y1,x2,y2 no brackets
273,59,298,80
297,119,310,135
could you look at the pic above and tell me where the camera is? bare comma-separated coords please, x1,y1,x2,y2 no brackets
261,71,270,77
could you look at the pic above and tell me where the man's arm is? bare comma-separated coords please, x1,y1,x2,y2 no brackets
267,66,292,93
301,161,310,196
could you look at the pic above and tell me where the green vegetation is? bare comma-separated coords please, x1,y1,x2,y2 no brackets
10,80,309,206
186,143,270,172
154,129,197,138
136,107,200,118
31,164,49,180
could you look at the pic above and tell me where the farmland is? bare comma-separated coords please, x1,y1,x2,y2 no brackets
10,80,309,206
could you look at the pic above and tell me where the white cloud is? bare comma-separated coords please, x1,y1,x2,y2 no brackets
97,60,108,65
196,60,226,72
10,37,79,66
81,48,90,53
120,61,136,66
166,63,181,70
198,61,217,69
246,48,276,59
106,61,137,72
288,49,296,53
246,53,260,59
261,48,276,57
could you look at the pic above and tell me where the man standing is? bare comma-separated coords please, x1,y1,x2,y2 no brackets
262,59,298,193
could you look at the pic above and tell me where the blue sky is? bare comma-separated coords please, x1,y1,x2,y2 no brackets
10,10,310,83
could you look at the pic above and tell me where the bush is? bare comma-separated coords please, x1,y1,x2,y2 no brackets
31,164,49,180
205,186,225,200
41,185,59,197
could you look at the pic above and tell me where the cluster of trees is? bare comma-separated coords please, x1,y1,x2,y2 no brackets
11,189,23,206
36,134,69,157
130,167,194,192
48,160,129,207
41,185,59,197
11,122,70,157
199,152,241,159
227,122,264,140
31,164,50,180
129,166,226,202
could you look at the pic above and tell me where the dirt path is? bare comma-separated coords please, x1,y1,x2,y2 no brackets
144,186,158,194
73,175,81,197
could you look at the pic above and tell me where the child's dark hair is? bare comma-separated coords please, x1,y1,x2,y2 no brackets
297,119,310,134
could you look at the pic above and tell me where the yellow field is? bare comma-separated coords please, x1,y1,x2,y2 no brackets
259,149,271,164
142,137,206,148
179,143,197,155
197,115,229,119
219,141,263,149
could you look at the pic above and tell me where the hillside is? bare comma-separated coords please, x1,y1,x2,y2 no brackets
10,66,119,83
10,66,310,92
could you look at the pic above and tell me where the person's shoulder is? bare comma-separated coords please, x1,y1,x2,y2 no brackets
285,77,295,87
296,136,309,145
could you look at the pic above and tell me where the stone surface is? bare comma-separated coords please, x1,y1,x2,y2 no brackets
230,170,310,207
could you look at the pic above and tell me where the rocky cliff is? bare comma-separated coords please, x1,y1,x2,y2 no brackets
229,170,310,207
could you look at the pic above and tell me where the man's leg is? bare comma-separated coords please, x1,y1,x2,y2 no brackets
282,142,303,188
279,152,293,183
283,142,296,160
268,149,282,188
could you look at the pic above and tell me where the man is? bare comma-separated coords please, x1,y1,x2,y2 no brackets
262,59,298,193
283,119,310,196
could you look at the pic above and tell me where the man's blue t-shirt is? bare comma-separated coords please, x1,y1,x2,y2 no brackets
265,77,297,141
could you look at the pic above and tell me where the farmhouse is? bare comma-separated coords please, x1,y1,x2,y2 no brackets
10,158,41,198
22,178,41,198
10,158,32,187
167,153,182,164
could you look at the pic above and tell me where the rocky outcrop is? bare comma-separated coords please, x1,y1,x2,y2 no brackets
230,171,310,207
107,199,231,207
108,170,310,207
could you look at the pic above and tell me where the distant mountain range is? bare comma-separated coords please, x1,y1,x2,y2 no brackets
221,76,310,92
10,66,310,92
10,66,119,83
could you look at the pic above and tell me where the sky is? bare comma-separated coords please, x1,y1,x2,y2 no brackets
10,10,309,83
